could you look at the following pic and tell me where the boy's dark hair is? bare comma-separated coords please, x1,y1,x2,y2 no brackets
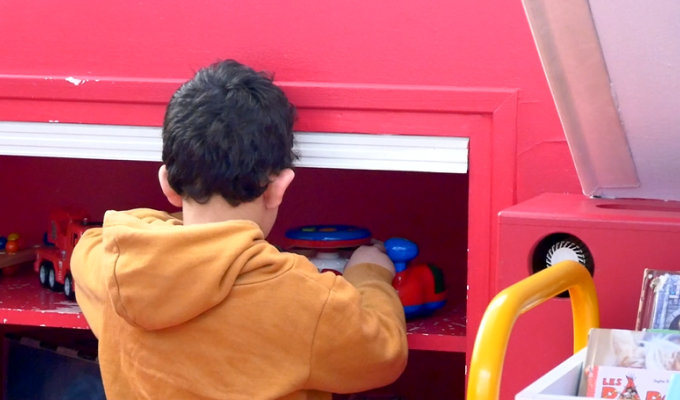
161,59,298,206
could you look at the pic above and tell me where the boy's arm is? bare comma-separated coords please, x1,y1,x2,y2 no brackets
305,264,408,394
71,228,107,338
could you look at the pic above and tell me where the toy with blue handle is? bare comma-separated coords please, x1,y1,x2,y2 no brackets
385,238,447,320
385,237,419,273
283,225,447,319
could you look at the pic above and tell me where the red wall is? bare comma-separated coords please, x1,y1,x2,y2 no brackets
2,0,581,201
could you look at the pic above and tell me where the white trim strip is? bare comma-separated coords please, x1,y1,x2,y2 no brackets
0,121,469,174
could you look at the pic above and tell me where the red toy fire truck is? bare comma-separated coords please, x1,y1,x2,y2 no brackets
34,209,101,300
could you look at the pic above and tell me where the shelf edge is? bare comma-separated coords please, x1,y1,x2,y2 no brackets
0,309,90,330
0,121,469,174
407,333,467,353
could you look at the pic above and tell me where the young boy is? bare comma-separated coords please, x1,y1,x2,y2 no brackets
71,60,408,400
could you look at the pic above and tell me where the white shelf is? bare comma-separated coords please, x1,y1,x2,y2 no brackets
0,121,468,174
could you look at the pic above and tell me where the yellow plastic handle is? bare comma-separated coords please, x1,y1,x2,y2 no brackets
467,260,600,400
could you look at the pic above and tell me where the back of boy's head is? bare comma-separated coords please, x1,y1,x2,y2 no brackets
161,59,297,207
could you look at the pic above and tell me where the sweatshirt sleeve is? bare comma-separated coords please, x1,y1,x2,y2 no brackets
70,228,107,338
305,264,408,394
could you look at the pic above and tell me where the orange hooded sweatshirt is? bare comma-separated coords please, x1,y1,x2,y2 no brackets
71,208,408,400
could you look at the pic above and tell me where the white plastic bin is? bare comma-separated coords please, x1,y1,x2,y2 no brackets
516,349,585,400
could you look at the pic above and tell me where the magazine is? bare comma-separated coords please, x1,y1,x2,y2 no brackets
637,269,680,331
586,365,672,399
579,329,680,397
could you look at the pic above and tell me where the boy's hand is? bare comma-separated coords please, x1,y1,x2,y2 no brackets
345,245,396,278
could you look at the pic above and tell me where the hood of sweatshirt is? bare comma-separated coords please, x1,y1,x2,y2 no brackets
99,209,289,331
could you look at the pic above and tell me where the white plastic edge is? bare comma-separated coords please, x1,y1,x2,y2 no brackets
0,121,469,174
515,348,585,400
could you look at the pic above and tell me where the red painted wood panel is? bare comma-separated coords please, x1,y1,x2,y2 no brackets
0,83,518,361
0,0,579,202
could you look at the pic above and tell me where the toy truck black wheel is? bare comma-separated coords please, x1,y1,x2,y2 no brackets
64,273,75,301
38,262,52,288
48,267,64,292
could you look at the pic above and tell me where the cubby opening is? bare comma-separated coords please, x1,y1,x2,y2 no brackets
1,155,469,399
272,167,468,307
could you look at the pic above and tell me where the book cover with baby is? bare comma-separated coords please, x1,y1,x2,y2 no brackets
579,328,680,398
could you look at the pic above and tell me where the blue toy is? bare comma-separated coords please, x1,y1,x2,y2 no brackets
285,225,372,249
386,238,447,319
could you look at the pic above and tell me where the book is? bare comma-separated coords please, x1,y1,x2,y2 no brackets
578,328,680,397
637,269,680,331
586,365,672,399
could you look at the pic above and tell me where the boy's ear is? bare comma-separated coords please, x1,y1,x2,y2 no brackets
263,169,295,209
158,165,183,208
